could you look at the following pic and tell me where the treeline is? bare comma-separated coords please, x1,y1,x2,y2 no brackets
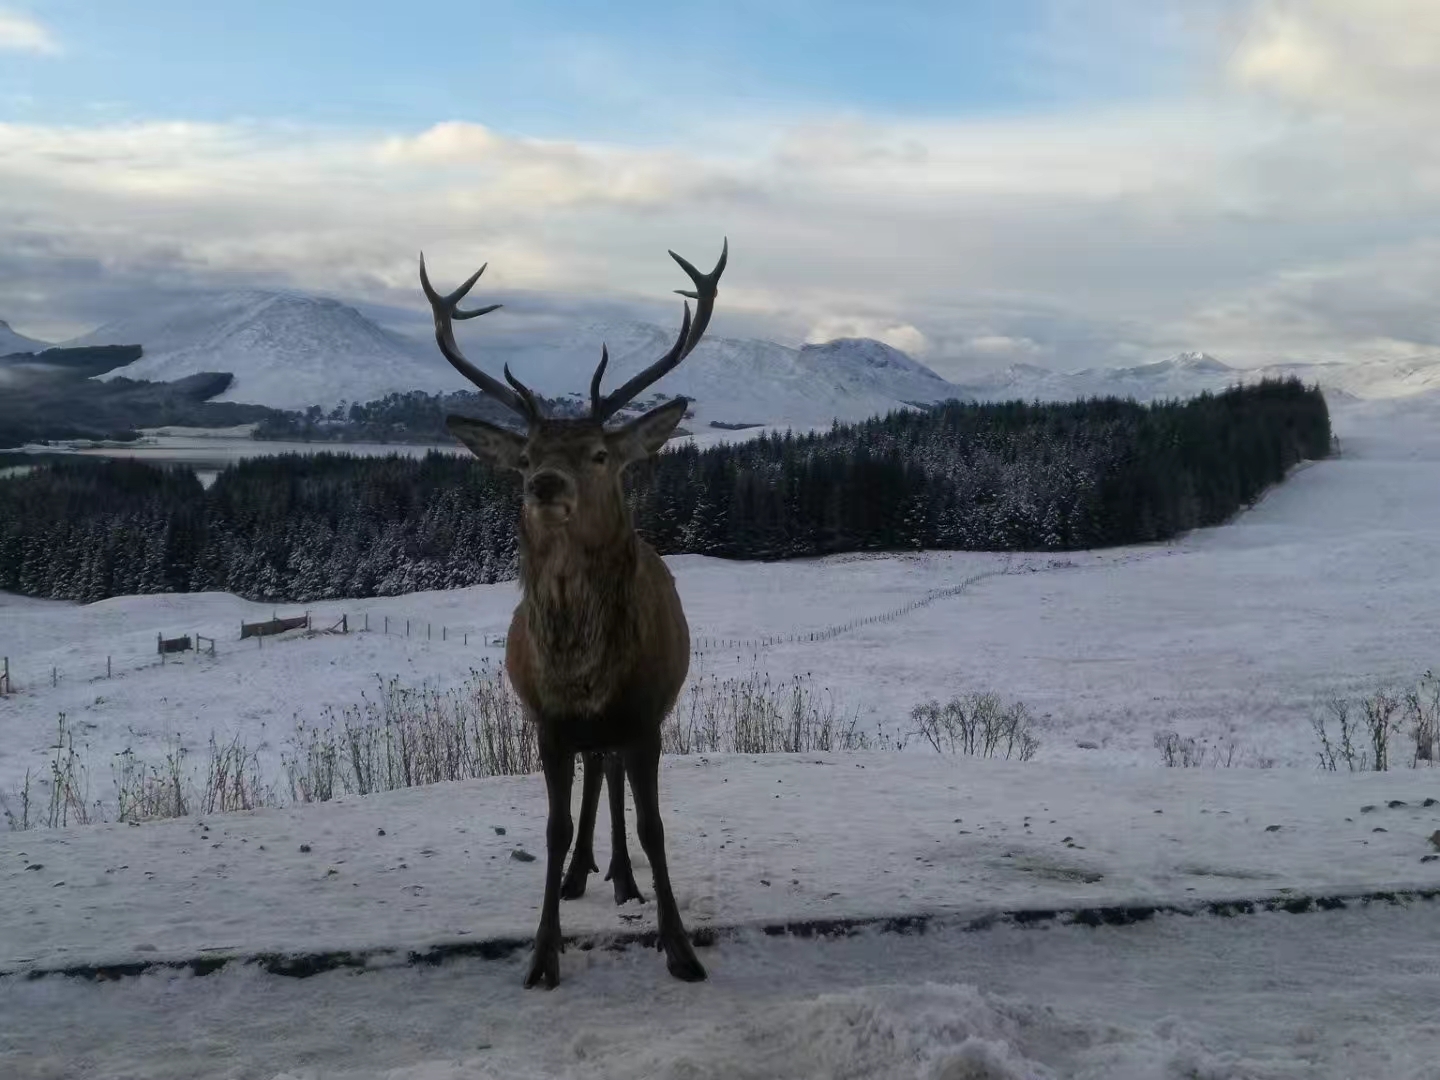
0,379,1329,603
252,387,605,444
252,387,687,443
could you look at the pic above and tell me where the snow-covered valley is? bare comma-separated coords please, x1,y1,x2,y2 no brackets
1,392,1438,1078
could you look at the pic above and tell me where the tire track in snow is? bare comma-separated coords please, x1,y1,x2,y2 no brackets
14,884,1437,984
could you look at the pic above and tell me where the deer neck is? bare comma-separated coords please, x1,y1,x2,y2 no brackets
518,518,641,713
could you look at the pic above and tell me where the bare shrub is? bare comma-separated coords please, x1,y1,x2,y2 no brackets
1313,697,1363,771
1313,679,1433,772
111,732,276,823
1404,670,1438,766
197,733,274,815
46,713,96,827
282,663,538,799
1153,731,1253,768
112,740,190,822
910,693,1040,761
0,771,35,831
662,666,868,755
1155,731,1205,768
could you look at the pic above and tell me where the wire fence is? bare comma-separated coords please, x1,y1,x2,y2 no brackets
0,562,1029,697
690,565,1021,655
0,609,507,697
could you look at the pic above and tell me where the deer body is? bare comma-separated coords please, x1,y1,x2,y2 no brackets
507,487,690,749
419,241,726,989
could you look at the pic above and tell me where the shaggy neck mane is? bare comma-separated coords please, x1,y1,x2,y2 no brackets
518,516,641,710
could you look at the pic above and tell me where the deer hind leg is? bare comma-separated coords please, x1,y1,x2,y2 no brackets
624,736,706,982
560,752,603,900
603,751,645,905
525,740,575,990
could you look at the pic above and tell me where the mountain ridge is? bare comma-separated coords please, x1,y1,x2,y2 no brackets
0,319,51,357
50,287,1440,428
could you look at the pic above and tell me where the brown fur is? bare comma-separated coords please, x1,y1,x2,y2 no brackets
423,241,726,990
446,403,706,987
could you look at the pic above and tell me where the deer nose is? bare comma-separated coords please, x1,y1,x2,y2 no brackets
527,470,568,503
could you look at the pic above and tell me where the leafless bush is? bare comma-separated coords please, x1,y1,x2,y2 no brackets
1155,731,1205,768
0,771,35,831
46,713,97,827
197,733,274,815
112,740,190,822
662,666,868,755
1404,670,1438,766
1313,678,1433,772
1154,731,1263,769
910,693,1040,761
283,663,538,800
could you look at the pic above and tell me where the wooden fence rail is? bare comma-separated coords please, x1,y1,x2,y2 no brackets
240,613,311,640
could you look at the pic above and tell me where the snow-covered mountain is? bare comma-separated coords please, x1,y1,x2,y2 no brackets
948,348,1440,409
947,351,1244,404
0,319,50,356
66,292,971,425
71,291,456,409
482,323,966,430
59,282,1440,426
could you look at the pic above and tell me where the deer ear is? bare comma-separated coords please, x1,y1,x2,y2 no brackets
610,397,689,464
446,414,527,470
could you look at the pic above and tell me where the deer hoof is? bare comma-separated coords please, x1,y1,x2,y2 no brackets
524,932,563,989
663,936,707,983
560,853,598,900
608,862,646,906
524,948,561,990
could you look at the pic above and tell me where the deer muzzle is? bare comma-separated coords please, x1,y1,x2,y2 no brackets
525,470,576,523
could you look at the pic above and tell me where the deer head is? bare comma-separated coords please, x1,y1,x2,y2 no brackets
420,242,727,546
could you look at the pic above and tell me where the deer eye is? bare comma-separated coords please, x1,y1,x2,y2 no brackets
517,454,530,469
592,449,609,465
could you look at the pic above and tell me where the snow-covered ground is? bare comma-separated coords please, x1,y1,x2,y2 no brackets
1,392,1439,1078
3,398,1438,796
2,752,1438,1078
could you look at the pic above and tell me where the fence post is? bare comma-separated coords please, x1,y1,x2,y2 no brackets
428,623,432,641
52,666,57,688
107,656,112,679
385,616,389,635
407,620,411,637
342,614,348,634
463,632,468,646
364,613,369,632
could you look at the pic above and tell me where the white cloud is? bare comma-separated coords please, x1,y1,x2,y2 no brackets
0,9,59,55
2,1,1440,372
805,318,931,356
1231,0,1440,122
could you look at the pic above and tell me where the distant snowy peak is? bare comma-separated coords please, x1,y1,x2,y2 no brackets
58,288,966,426
447,322,965,430
75,291,453,410
797,338,957,404
1114,351,1234,377
0,319,50,356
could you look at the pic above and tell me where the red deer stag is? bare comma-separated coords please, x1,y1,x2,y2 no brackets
419,240,727,988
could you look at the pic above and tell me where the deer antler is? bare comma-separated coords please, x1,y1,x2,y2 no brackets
590,239,727,423
419,254,542,423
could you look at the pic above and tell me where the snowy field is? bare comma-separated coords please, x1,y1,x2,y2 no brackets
3,399,1440,796
1,392,1439,1078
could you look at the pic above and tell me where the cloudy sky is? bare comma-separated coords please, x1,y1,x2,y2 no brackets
1,0,1436,376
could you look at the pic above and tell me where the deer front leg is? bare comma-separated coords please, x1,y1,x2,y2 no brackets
525,741,575,990
624,736,705,982
603,751,646,905
560,752,603,900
